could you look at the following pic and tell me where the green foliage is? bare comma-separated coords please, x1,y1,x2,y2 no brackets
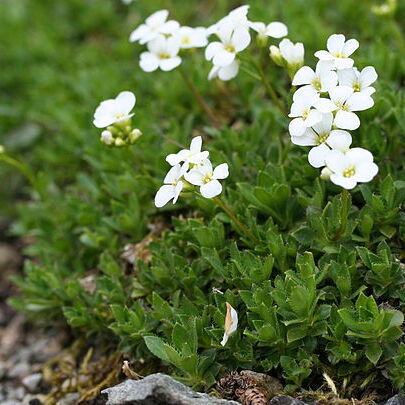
1,0,405,395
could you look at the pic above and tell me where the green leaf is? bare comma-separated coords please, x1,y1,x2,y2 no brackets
144,336,170,363
365,343,382,365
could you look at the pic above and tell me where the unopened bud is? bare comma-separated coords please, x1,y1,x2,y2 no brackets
320,167,333,180
269,45,284,66
129,128,142,143
114,138,125,147
100,130,114,145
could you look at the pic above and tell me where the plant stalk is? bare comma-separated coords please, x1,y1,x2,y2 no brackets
214,198,259,244
178,66,222,129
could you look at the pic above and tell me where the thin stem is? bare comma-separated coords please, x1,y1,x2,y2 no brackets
0,154,38,191
214,197,259,244
257,65,288,116
178,65,222,129
332,189,351,241
245,54,288,116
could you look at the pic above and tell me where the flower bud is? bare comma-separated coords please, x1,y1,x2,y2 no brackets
220,302,238,346
269,45,284,67
114,138,126,147
129,128,142,144
320,167,333,180
0,145,5,154
100,130,114,145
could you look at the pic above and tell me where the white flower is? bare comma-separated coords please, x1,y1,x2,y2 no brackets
175,26,208,49
328,85,374,130
289,88,327,136
129,10,179,44
121,0,134,4
185,159,229,199
291,113,352,168
221,303,238,346
337,66,378,96
249,21,288,39
208,60,239,81
93,91,136,129
154,164,185,208
293,60,337,93
208,5,250,36
139,35,181,72
100,130,114,145
315,34,359,69
279,38,304,66
325,147,378,189
166,136,209,169
205,25,250,67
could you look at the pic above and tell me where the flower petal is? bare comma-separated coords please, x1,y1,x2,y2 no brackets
346,93,374,112
292,66,315,86
308,144,330,168
154,185,175,208
139,52,159,72
213,163,229,179
160,56,182,71
289,118,306,137
334,110,360,130
146,9,168,27
116,91,136,114
354,162,379,183
185,169,204,186
327,34,346,54
190,136,202,152
342,39,359,57
266,22,288,38
200,180,223,198
327,130,352,151
330,174,357,189
360,66,378,88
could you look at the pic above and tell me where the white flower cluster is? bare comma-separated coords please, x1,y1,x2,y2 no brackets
289,34,379,190
130,10,208,73
130,7,288,81
93,91,141,147
154,136,229,208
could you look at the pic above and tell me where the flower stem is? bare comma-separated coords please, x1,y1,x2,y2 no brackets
332,189,351,241
178,66,222,129
214,197,259,244
245,54,288,116
0,154,38,192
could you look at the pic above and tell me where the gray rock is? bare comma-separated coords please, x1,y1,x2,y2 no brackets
269,395,308,405
102,374,240,405
56,393,81,405
7,362,30,379
22,373,42,392
0,401,24,405
386,395,405,405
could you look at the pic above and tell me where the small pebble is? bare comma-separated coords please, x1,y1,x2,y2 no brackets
22,373,42,392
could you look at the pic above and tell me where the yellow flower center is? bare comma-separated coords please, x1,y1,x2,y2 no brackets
312,77,322,91
317,132,329,145
158,52,171,59
114,113,125,119
352,81,361,92
202,172,213,184
224,43,236,53
302,109,310,120
182,37,191,45
336,101,349,111
333,52,344,58
343,166,356,178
